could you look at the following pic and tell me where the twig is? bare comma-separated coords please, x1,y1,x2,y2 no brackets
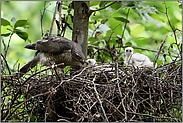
108,23,122,43
120,9,130,49
163,2,178,45
154,35,168,67
126,111,178,121
89,44,178,58
57,1,63,35
49,1,59,36
1,63,65,120
1,38,6,55
104,99,125,117
1,53,11,75
88,44,110,53
89,1,117,15
40,2,51,36
61,19,73,30
115,50,123,99
92,75,109,122
40,2,46,36
23,63,64,84
122,95,127,121
3,91,50,121
89,24,101,44
4,30,14,59
55,66,88,90
61,1,73,37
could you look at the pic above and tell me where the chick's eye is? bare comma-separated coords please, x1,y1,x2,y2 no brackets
77,57,80,59
126,50,128,52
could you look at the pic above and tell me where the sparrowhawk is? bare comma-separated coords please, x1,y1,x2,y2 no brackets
19,36,86,74
125,47,157,68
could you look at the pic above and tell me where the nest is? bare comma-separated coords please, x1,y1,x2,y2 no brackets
1,60,182,122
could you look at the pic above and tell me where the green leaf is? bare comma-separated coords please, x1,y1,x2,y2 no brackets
101,19,108,24
179,4,182,9
113,17,130,23
99,1,106,7
90,1,100,7
15,29,28,41
149,13,164,22
1,18,10,26
30,115,37,122
125,42,132,47
126,1,135,7
1,33,11,37
14,19,28,28
11,17,17,24
130,24,145,37
7,28,13,32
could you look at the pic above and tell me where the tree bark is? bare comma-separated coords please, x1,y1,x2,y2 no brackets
72,1,90,58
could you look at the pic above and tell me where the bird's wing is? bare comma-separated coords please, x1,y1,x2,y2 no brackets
131,53,151,66
35,36,73,54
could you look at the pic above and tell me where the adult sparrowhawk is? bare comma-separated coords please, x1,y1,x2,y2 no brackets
19,36,86,74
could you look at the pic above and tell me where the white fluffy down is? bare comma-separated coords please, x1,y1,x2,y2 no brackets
125,47,157,68
86,59,96,67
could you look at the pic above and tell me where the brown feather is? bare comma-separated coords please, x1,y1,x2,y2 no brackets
19,36,85,75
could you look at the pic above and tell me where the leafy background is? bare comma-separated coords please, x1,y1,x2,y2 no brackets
1,1,182,73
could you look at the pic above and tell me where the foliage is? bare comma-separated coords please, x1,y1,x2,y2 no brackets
1,17,29,41
88,1,181,65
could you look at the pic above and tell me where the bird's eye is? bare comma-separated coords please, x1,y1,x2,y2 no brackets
126,50,128,52
76,53,81,59
129,50,131,52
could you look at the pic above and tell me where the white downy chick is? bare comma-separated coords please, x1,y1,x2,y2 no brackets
125,47,157,68
86,59,97,67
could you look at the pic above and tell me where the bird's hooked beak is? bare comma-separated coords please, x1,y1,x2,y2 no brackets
80,59,86,65
82,60,89,67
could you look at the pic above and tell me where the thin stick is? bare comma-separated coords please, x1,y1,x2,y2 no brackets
1,53,11,75
163,2,178,44
92,75,109,122
57,1,63,35
23,63,64,83
40,2,46,36
154,35,168,67
4,31,14,59
115,50,123,100
3,91,50,121
89,1,117,15
49,1,59,36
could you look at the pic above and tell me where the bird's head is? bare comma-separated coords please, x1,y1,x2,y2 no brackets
72,43,86,65
86,59,96,67
125,47,134,56
73,52,85,65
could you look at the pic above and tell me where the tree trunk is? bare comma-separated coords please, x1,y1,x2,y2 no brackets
72,1,90,58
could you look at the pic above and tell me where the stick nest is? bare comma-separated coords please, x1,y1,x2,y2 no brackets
1,60,182,122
